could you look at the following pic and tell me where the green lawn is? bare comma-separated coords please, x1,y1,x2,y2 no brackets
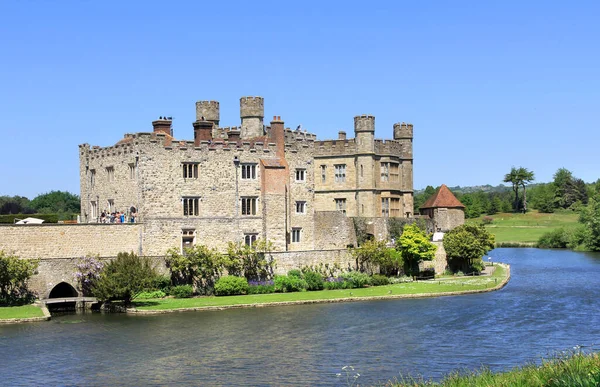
467,211,579,244
133,265,507,311
0,305,45,320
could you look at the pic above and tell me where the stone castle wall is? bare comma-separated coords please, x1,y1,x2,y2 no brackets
0,224,142,259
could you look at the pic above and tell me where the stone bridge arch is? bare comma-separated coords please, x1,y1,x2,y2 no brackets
45,282,79,299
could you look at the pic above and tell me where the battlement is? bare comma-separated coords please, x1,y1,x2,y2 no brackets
374,139,404,156
240,96,264,117
354,115,375,133
314,139,357,156
393,122,413,140
196,100,220,123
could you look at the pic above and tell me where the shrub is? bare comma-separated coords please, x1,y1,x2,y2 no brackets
370,274,390,286
324,277,352,290
389,276,412,284
287,269,303,278
274,275,307,293
214,276,249,296
0,251,38,306
134,290,166,300
482,216,494,225
247,284,275,294
341,271,372,288
537,228,573,249
303,271,324,291
170,285,194,298
92,252,158,304
73,255,104,297
165,244,222,295
152,275,172,294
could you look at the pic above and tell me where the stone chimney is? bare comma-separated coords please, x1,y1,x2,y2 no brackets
269,116,285,158
338,131,347,140
152,118,172,136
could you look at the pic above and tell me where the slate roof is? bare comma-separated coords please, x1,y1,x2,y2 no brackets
419,184,465,209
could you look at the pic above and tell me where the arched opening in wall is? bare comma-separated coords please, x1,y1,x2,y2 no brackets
48,282,79,299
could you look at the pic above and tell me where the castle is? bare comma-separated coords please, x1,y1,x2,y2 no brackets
78,96,415,254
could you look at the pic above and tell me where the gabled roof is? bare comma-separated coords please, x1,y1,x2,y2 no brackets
420,184,465,209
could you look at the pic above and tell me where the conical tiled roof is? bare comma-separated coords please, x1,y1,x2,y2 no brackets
419,184,465,209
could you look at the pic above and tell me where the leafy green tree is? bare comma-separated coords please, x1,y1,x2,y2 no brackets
529,183,556,213
396,224,436,276
350,239,402,275
443,224,495,273
504,167,522,212
413,185,436,214
29,191,80,214
504,166,534,212
579,194,600,251
552,168,588,209
165,244,223,294
93,252,158,304
225,239,276,281
517,167,535,212
0,196,34,215
0,251,39,305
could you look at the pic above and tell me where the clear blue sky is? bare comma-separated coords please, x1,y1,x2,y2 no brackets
1,1,598,199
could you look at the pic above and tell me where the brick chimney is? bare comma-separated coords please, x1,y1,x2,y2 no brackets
228,129,241,141
193,120,213,146
269,116,285,158
152,118,172,135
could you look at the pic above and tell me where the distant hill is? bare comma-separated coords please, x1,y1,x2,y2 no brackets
415,184,512,195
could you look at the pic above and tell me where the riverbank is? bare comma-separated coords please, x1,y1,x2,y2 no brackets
128,263,509,314
0,304,50,324
387,349,600,386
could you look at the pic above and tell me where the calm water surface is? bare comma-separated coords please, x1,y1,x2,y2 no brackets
1,248,600,386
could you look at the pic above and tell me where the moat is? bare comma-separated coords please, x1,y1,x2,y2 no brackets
1,248,599,386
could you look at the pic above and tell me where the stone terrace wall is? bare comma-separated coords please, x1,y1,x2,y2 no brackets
270,249,354,274
0,224,141,259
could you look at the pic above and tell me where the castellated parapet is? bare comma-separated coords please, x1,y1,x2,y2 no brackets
240,96,264,139
196,100,220,125
354,115,375,133
393,122,413,140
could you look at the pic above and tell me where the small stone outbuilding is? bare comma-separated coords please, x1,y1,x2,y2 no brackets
419,184,465,232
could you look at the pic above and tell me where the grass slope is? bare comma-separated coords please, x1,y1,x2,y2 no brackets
0,305,45,320
468,211,579,244
133,265,507,311
389,350,600,387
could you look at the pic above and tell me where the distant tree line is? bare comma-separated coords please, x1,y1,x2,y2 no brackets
414,168,599,218
0,191,80,215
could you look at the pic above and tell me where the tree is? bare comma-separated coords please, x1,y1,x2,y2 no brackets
165,244,223,294
516,167,534,213
529,183,556,213
552,168,588,209
579,194,600,251
503,166,534,212
503,167,521,212
92,252,158,304
443,224,495,273
224,239,276,282
29,191,80,214
0,251,38,305
396,224,437,276
349,239,402,275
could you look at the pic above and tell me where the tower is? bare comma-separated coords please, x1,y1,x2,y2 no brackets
195,101,220,126
354,115,376,216
240,96,264,139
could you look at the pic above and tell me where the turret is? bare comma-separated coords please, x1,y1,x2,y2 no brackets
393,122,413,140
195,101,220,126
354,115,375,153
240,96,264,139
